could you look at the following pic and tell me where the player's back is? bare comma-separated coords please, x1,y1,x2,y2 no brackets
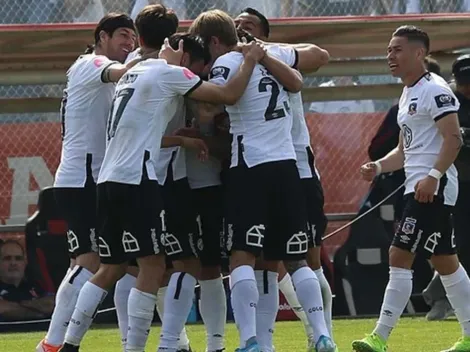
99,58,202,185
210,51,295,168
55,54,117,188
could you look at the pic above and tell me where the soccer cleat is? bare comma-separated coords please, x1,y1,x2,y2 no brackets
352,333,387,352
36,340,62,352
235,337,260,352
57,343,79,352
426,299,454,321
315,335,336,352
307,336,316,352
441,337,470,352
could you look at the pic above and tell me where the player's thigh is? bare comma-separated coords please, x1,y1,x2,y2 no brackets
392,194,456,261
194,186,224,267
302,177,328,248
161,178,198,261
54,184,98,257
225,165,269,258
264,161,309,261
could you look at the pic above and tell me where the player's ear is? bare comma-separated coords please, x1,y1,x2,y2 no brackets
99,30,108,44
138,36,145,49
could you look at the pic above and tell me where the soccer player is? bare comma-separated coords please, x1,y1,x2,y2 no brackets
235,8,334,352
58,14,266,352
352,25,470,352
36,13,140,352
189,10,335,352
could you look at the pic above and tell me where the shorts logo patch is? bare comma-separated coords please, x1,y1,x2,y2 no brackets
122,231,140,253
451,230,456,248
286,231,309,254
89,228,98,253
225,223,234,252
197,238,204,252
67,230,79,253
188,233,198,257
424,232,441,254
246,224,265,248
307,223,317,246
98,237,111,257
401,217,417,235
165,234,183,256
150,228,160,255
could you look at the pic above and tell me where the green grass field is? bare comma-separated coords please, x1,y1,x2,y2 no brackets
1,317,462,351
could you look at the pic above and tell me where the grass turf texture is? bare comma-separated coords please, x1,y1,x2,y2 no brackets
1,317,461,351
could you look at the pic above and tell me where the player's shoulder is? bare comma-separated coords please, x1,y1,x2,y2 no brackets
69,53,112,74
125,49,142,63
420,72,452,92
212,51,243,68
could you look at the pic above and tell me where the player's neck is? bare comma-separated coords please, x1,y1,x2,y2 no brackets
139,46,155,55
403,67,427,87
94,45,106,57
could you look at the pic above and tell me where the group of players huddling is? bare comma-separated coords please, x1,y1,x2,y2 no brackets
34,4,470,352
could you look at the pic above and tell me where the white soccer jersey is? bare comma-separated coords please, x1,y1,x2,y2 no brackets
209,47,297,168
290,91,320,179
398,72,460,205
155,102,188,185
186,152,222,189
98,59,202,185
54,54,118,188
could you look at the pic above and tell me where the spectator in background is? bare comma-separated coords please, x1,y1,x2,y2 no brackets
131,0,227,20
0,240,55,321
422,54,470,321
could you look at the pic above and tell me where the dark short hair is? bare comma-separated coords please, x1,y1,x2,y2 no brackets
94,13,135,45
393,25,430,54
0,240,24,258
236,27,256,43
136,4,179,50
169,33,211,65
424,56,441,76
241,7,270,38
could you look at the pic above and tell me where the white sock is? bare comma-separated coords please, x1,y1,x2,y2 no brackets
126,288,157,352
441,264,470,337
314,268,334,339
45,266,93,346
199,277,227,351
278,273,314,339
64,281,108,346
255,270,279,352
158,273,196,350
291,267,329,342
157,287,191,350
373,267,413,341
230,265,258,348
115,274,136,350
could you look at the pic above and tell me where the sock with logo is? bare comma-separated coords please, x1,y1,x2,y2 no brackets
63,281,108,346
314,268,334,338
255,270,279,352
126,288,157,352
45,266,93,346
291,267,329,342
199,277,227,351
373,267,413,341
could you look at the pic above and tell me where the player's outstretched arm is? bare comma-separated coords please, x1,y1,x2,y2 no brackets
187,41,266,105
260,53,303,93
360,131,405,181
101,54,153,83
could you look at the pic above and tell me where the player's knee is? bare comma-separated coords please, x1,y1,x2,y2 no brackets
230,250,256,271
283,259,308,276
306,247,322,270
75,251,101,273
389,245,414,269
431,254,460,276
92,263,127,289
200,265,222,280
172,257,201,278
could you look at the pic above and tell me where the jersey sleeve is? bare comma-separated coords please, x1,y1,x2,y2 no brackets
427,84,460,122
267,45,298,68
208,54,240,86
79,55,118,85
159,65,203,96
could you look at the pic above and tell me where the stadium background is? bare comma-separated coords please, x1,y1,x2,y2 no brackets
1,0,470,331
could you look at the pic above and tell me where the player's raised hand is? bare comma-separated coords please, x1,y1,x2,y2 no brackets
360,162,379,181
242,41,266,62
159,38,184,65
181,137,209,162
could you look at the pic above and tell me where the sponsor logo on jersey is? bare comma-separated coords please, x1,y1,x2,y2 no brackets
434,94,456,108
93,57,106,68
183,67,196,80
402,124,413,148
408,102,417,115
210,66,230,80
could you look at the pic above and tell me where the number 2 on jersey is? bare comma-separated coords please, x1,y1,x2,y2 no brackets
258,77,286,121
107,88,135,140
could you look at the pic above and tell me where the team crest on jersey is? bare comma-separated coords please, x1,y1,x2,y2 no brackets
408,102,417,115
434,94,455,108
210,66,230,80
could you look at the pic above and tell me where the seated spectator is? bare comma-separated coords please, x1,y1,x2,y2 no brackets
0,240,55,322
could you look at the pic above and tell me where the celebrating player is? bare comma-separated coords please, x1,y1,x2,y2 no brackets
352,25,470,352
